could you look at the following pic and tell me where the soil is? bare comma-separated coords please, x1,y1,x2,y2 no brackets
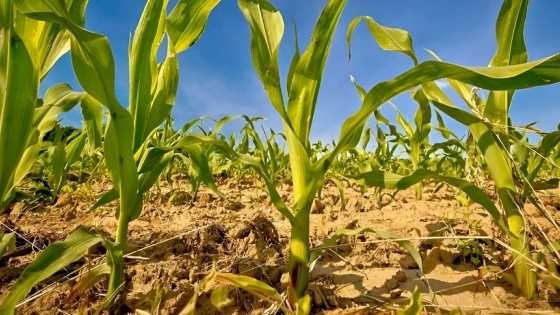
1,176,560,315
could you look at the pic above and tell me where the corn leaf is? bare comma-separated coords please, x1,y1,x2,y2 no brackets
286,0,347,147
484,0,529,127
0,227,103,315
63,263,111,304
0,2,38,210
215,272,283,305
316,53,560,175
129,0,168,152
80,95,103,153
0,232,16,257
347,16,417,65
210,285,233,310
167,0,221,53
396,286,422,315
14,0,139,220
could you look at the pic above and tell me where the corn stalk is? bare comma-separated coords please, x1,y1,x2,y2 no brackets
239,0,560,307
0,0,221,312
346,0,554,298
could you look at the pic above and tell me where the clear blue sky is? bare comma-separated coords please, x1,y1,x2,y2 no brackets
42,0,560,144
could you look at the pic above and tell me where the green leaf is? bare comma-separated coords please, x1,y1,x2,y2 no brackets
0,227,103,315
181,144,225,199
396,286,422,315
347,16,417,65
167,0,221,53
129,0,168,152
484,0,530,133
286,0,348,146
14,0,139,219
64,132,87,175
0,4,39,210
80,95,103,153
0,232,16,257
295,294,311,315
210,285,233,310
350,75,367,100
238,0,288,124
63,263,111,304
316,53,560,177
51,132,66,195
215,272,282,305
422,80,535,298
286,18,300,96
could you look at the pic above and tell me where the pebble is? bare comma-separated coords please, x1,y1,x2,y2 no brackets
384,276,399,290
395,270,407,282
390,288,402,299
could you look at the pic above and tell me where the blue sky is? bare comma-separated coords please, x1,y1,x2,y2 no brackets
42,0,560,144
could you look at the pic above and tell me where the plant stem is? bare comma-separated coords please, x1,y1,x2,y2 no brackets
414,182,422,200
287,208,311,306
499,188,536,299
107,213,130,296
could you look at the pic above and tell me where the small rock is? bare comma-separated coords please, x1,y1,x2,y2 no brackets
395,270,407,282
268,266,284,284
384,276,399,290
312,199,326,214
226,201,245,210
258,246,279,263
56,193,74,207
390,288,402,299
197,192,216,203
64,209,77,221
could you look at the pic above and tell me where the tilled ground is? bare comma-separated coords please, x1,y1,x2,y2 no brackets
1,176,560,314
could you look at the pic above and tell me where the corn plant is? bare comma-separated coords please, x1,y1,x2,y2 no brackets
0,0,94,212
0,0,221,313
252,0,560,306
163,0,560,310
34,123,87,199
346,0,559,299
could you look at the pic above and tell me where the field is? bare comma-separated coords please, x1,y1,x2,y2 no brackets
2,0,560,314
3,178,560,314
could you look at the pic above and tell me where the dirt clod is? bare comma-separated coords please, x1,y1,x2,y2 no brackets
384,276,400,290
390,288,403,299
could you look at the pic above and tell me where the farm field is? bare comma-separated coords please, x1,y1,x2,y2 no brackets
2,0,560,314
3,179,560,314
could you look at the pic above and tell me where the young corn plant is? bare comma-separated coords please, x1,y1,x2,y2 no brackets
169,0,560,310
0,0,221,313
0,0,96,212
347,0,560,299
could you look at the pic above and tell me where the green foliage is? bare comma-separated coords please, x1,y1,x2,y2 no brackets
3,0,560,312
0,227,103,315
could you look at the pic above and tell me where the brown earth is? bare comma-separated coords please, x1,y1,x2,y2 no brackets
1,177,560,314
